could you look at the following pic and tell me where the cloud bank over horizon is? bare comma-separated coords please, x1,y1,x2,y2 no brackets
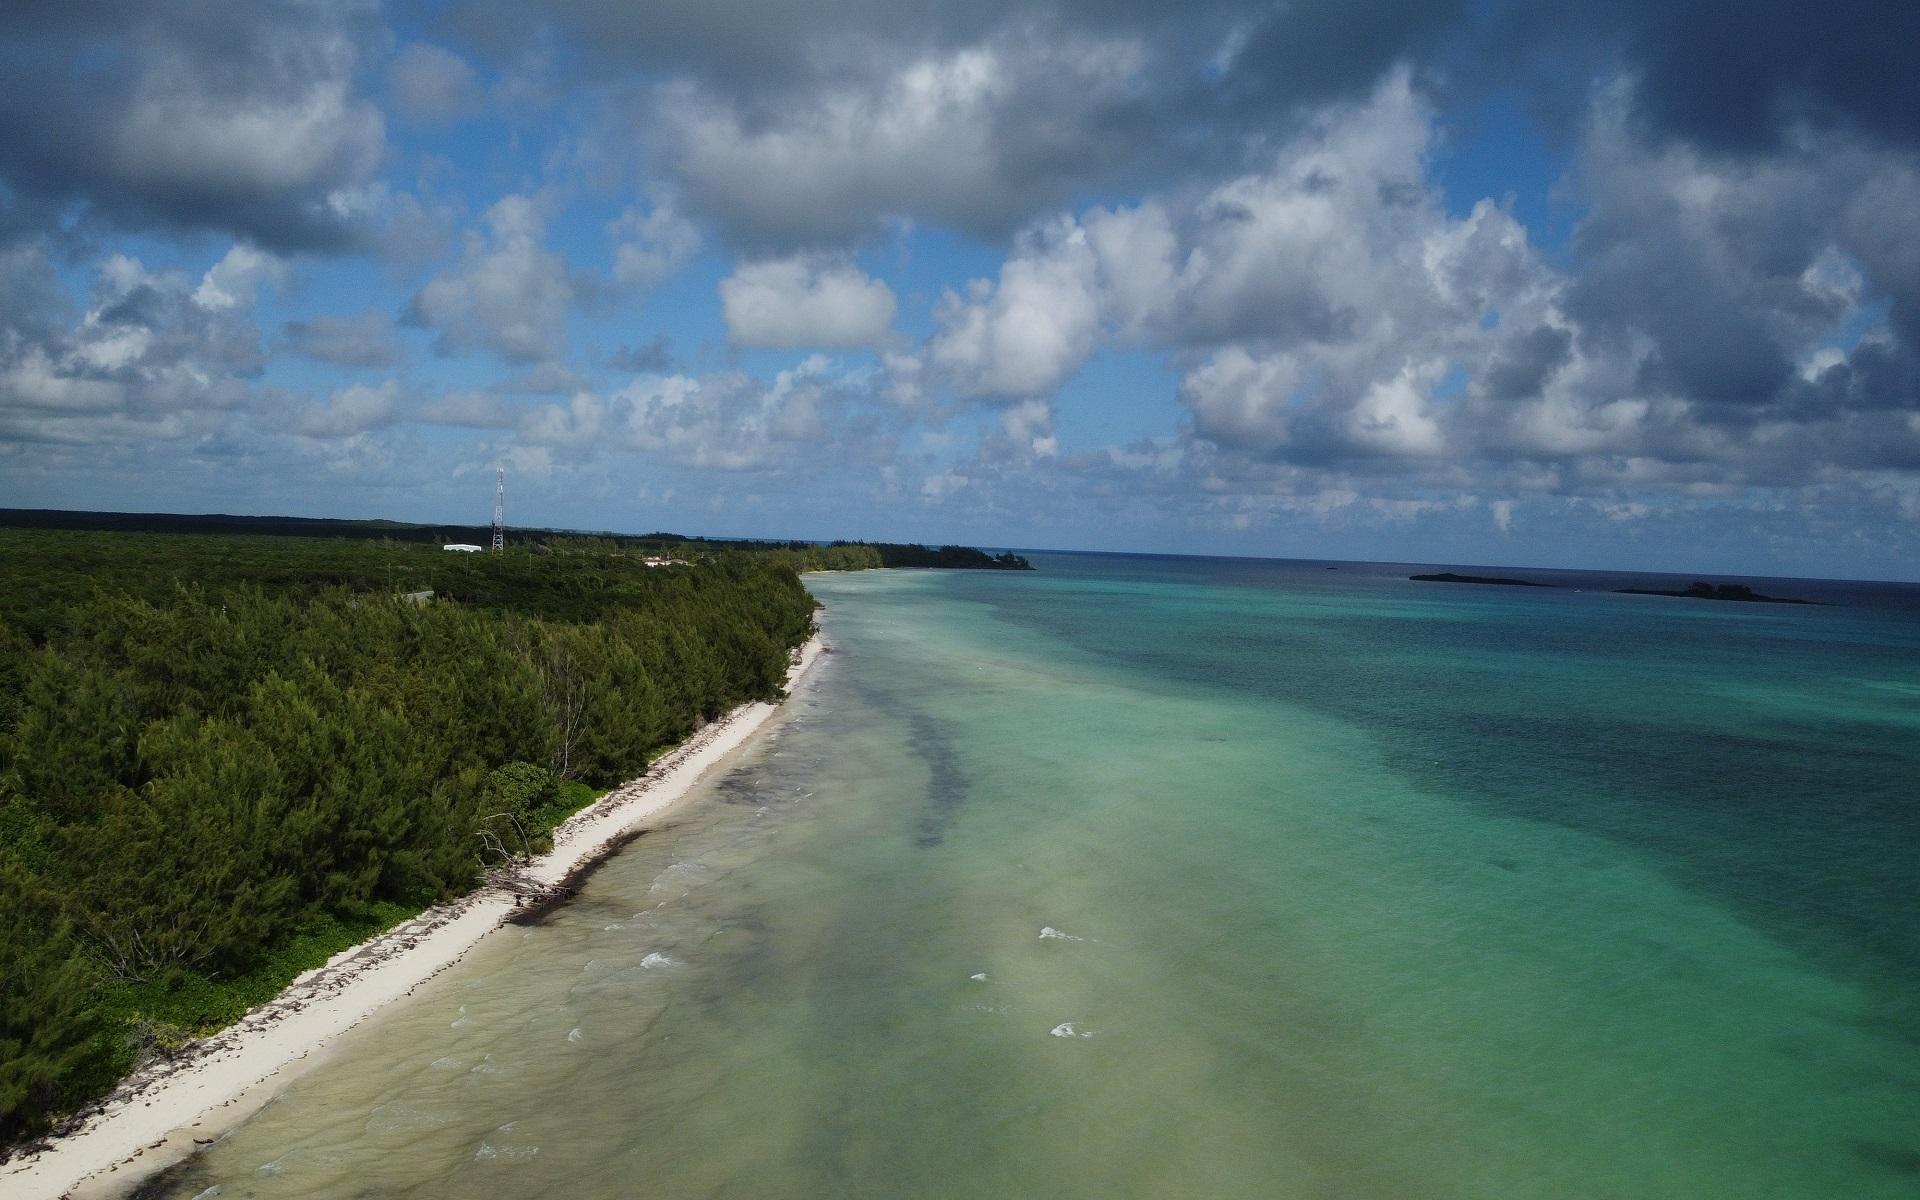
5,0,1920,578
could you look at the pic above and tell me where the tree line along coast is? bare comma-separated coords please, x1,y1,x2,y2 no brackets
0,519,1030,1147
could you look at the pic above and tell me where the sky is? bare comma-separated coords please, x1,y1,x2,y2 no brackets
5,1,1920,579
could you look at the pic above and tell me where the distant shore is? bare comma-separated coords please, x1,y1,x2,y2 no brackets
2,633,829,1200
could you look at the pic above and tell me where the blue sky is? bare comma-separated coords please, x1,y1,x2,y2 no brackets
5,1,1920,579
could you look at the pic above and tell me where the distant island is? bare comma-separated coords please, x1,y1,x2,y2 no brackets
1615,581,1819,605
1410,572,1551,587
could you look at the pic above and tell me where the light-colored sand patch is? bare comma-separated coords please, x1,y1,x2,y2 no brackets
2,634,828,1200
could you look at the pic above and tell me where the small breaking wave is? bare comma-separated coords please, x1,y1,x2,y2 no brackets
1038,926,1085,942
640,951,678,968
1049,1022,1094,1039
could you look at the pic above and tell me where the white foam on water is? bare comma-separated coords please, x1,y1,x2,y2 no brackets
640,952,677,969
1049,1022,1095,1039
567,1027,584,1044
190,1187,223,1199
970,972,989,981
449,1017,471,1029
603,923,624,931
474,1141,540,1163
429,1055,463,1070
1038,926,1084,941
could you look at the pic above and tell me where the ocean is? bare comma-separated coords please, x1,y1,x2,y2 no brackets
144,553,1920,1198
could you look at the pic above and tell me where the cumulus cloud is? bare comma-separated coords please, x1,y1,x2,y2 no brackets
292,380,403,438
930,221,1103,398
0,244,264,445
509,357,904,474
720,257,897,349
389,43,484,125
919,66,1920,504
928,73,1516,456
654,33,1156,245
609,200,700,290
1483,0,1920,154
283,310,401,368
193,244,290,312
10,0,1920,573
418,390,519,429
409,195,573,362
0,0,386,250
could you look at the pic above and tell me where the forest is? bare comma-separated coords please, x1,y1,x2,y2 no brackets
0,509,1036,571
0,528,892,1144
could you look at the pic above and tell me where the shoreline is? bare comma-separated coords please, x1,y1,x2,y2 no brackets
3,632,829,1200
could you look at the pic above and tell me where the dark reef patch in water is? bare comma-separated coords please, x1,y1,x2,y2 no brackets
712,764,767,806
507,826,661,925
127,1152,209,1200
852,680,969,848
1849,1138,1920,1176
902,708,967,848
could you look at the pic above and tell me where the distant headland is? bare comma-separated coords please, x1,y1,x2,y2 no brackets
0,509,1033,571
1408,570,1821,605
1410,572,1550,587
1615,581,1820,605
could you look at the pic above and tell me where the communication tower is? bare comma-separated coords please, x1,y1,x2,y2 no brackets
491,467,505,553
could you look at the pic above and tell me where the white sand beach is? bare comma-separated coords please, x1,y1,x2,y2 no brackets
2,634,828,1200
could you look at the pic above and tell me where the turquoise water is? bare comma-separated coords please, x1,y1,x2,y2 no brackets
146,554,1920,1198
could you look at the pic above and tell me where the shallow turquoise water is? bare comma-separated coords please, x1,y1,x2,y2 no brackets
148,555,1920,1198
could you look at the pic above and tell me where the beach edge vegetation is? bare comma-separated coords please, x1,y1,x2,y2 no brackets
0,525,1014,1145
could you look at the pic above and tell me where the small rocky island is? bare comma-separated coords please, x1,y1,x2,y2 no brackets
1615,581,1819,605
1410,572,1551,587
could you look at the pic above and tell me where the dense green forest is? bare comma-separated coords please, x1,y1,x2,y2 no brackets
0,529,878,1144
0,509,1036,571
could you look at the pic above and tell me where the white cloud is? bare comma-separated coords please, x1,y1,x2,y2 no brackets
194,244,289,312
110,32,383,215
656,34,1149,244
520,390,608,450
410,195,573,362
0,250,260,444
610,200,700,290
419,390,519,428
720,256,896,349
296,380,402,438
930,220,1102,398
389,44,483,125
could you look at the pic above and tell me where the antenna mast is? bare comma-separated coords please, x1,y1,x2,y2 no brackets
491,467,505,553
